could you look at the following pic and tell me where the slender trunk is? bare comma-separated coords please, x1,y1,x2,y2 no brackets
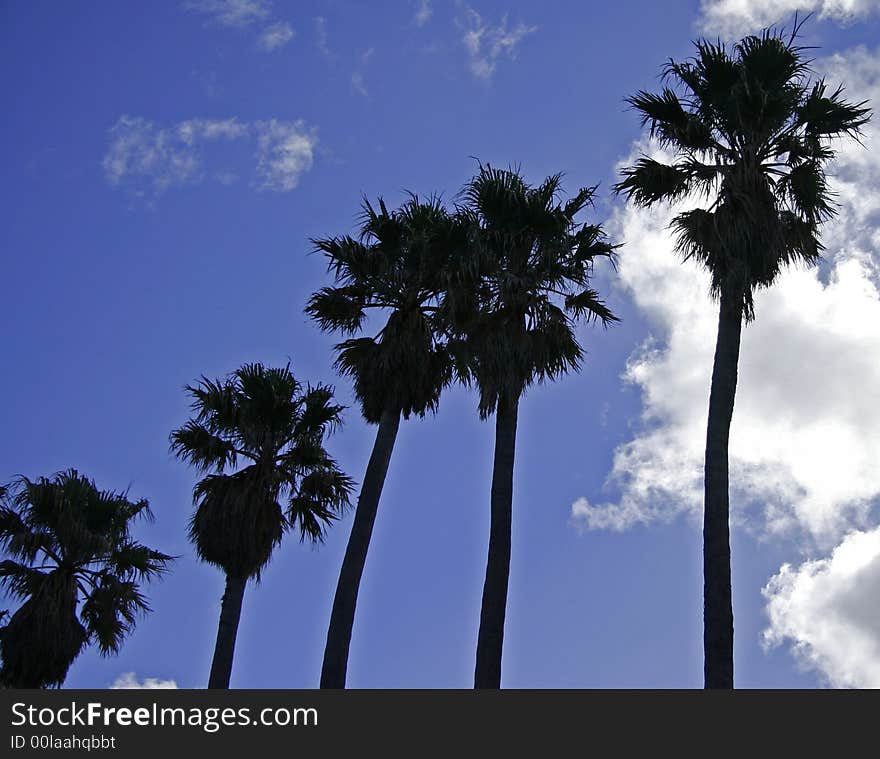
703,287,743,690
474,391,519,689
208,573,247,689
320,408,401,688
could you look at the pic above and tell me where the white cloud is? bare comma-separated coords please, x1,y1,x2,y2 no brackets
186,0,293,53
102,116,202,197
414,0,433,27
177,117,249,144
571,47,880,547
697,0,880,37
110,672,178,689
763,527,880,687
457,6,537,80
253,119,317,191
185,0,270,28
258,21,295,51
103,116,317,197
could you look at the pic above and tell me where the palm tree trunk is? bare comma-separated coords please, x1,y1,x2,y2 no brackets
703,286,743,689
208,573,247,689
474,391,518,689
320,407,401,688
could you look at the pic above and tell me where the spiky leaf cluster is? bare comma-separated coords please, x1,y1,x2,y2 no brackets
170,363,353,579
307,197,464,423
615,20,870,319
0,470,171,687
445,165,618,417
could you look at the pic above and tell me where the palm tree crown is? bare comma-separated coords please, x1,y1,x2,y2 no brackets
450,164,618,412
307,196,463,422
615,22,870,318
170,362,353,578
0,471,171,688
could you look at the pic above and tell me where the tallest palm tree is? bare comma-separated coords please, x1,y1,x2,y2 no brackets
615,21,870,688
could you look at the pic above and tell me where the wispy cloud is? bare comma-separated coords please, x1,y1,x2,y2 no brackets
103,115,318,198
185,0,295,52
315,16,332,58
259,21,295,51
413,0,433,27
351,72,368,97
185,0,270,27
457,6,537,80
103,116,203,197
697,0,880,38
110,672,178,689
351,48,375,98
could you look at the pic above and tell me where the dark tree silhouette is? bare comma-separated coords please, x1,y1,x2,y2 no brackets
0,471,171,688
615,20,870,688
309,196,462,688
448,165,618,688
170,363,352,689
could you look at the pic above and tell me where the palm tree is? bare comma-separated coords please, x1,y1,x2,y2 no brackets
0,471,171,688
449,165,618,688
308,196,460,688
614,21,870,688
170,362,352,689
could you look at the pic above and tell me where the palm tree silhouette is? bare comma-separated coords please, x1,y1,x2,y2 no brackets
0,471,171,688
449,165,618,688
170,362,352,689
309,196,461,688
615,20,870,688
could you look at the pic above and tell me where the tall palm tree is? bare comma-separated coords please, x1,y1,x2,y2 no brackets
170,362,352,689
449,165,618,688
0,471,171,688
615,21,870,688
308,196,460,688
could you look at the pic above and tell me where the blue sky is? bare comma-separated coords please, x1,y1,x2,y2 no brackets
3,0,880,689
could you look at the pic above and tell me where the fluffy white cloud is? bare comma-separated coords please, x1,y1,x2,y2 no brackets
458,6,537,80
103,116,318,197
110,672,178,689
763,527,880,687
258,21,295,52
697,0,880,38
572,47,880,547
253,119,317,191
